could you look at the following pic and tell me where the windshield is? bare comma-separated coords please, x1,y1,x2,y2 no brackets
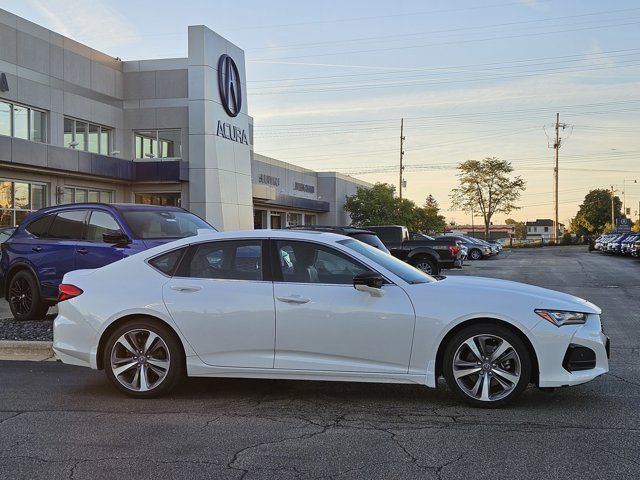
121,210,214,239
338,238,434,284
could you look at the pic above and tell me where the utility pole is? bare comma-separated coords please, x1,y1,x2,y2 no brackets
552,113,560,243
611,185,615,228
399,118,405,201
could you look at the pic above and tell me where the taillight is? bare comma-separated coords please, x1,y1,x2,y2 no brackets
58,284,83,302
448,245,460,256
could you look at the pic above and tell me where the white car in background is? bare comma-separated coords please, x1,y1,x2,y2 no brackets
53,230,610,407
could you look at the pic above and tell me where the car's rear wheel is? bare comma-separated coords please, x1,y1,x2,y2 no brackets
8,270,48,320
443,323,531,407
104,320,184,398
469,249,482,260
411,257,439,275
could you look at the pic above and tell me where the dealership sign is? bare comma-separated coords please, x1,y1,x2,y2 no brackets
0,73,8,92
616,217,632,232
216,54,248,145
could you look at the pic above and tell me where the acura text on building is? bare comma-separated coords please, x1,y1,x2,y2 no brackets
216,121,248,145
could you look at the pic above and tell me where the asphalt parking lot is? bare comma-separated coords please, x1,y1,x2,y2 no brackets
1,246,639,479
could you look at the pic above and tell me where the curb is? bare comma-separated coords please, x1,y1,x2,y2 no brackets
0,340,55,361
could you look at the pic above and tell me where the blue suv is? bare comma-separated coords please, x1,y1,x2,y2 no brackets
0,203,214,320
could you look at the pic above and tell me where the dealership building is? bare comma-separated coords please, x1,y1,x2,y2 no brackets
0,9,369,230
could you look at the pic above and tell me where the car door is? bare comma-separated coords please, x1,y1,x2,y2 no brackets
272,239,415,374
162,239,275,368
74,209,128,270
31,209,87,299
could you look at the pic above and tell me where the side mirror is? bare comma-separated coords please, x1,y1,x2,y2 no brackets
353,272,385,297
102,232,131,247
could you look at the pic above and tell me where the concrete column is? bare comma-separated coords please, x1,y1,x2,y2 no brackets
187,25,253,231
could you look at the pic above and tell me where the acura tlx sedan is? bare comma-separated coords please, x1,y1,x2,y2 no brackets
53,230,610,407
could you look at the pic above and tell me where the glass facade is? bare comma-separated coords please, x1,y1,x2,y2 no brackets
134,192,181,207
0,180,47,227
0,100,47,142
64,117,112,154
62,187,113,205
134,130,181,159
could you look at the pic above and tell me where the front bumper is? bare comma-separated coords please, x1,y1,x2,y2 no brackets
531,313,609,388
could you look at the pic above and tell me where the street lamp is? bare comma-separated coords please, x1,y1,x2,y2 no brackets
623,179,638,216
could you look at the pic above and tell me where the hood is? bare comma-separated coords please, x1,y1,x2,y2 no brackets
437,275,601,314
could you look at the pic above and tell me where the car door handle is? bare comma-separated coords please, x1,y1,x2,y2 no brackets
77,248,88,255
32,246,42,252
276,295,310,304
170,285,202,293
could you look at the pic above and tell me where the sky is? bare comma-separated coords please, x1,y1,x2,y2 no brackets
3,0,639,226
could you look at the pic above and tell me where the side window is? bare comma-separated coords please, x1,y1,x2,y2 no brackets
148,247,187,276
182,241,262,281
85,210,123,242
276,240,370,285
25,214,55,238
47,210,87,240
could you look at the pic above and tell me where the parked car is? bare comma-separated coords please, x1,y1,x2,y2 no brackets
631,237,640,257
0,227,16,245
366,225,462,275
437,235,492,261
411,232,467,262
0,203,215,320
53,229,610,407
607,234,630,254
620,233,639,255
287,226,390,254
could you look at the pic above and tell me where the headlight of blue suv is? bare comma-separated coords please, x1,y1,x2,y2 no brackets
535,309,587,326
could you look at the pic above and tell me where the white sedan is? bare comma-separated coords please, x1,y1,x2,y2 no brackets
53,230,609,407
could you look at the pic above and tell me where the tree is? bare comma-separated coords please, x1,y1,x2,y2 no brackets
344,183,398,226
450,157,526,239
569,189,622,236
415,195,447,234
344,183,446,232
505,218,527,238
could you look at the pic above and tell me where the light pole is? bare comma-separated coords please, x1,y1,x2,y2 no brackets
623,179,637,216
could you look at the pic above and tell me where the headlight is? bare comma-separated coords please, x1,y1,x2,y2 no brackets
535,309,587,326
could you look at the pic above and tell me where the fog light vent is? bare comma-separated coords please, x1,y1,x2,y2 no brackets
562,344,596,372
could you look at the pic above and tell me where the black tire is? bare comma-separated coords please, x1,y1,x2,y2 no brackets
469,249,482,261
103,319,185,398
410,256,439,275
442,323,532,408
8,270,48,320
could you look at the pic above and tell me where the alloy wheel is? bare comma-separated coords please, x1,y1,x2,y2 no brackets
9,277,33,316
452,334,521,402
470,250,481,260
110,329,171,392
415,261,433,275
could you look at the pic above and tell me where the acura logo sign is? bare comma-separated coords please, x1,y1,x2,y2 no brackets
218,54,242,117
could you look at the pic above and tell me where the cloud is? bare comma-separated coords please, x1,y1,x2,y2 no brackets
26,0,139,50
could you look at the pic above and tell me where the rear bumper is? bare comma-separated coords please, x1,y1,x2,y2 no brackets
53,309,98,369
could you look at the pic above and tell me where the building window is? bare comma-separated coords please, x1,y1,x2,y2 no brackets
304,214,317,226
0,100,47,143
64,117,112,154
286,212,302,227
0,180,47,226
134,130,181,159
544,226,549,232
61,186,113,205
134,192,181,207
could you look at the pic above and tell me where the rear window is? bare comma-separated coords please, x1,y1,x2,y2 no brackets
120,209,214,240
351,233,390,253
26,214,55,238
48,210,88,240
148,247,187,276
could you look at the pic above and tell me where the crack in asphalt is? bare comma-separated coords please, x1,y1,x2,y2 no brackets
606,372,640,389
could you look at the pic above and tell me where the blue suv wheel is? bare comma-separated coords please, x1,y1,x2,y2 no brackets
8,269,49,320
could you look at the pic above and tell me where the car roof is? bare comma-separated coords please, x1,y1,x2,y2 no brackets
287,225,378,235
32,202,186,215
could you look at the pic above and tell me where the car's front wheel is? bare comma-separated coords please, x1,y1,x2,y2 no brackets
443,323,531,407
8,270,49,321
104,320,185,398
